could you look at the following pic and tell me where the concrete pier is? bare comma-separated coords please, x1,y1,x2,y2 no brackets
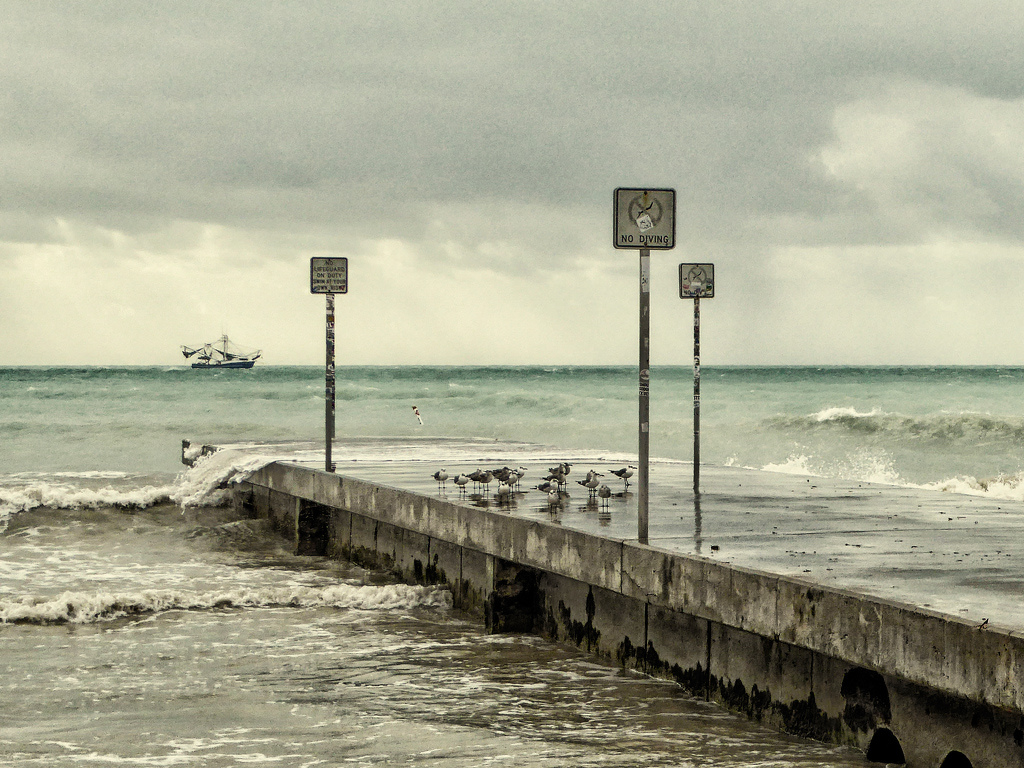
187,438,1024,768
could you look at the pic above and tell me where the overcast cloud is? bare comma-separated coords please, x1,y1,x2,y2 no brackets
3,1,1024,365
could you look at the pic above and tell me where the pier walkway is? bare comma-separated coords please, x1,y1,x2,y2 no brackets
221,436,1024,632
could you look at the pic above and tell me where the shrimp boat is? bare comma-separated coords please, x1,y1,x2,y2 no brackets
181,335,262,369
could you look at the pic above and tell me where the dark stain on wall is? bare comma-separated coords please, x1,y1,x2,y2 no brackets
487,560,542,634
715,675,841,743
841,667,891,733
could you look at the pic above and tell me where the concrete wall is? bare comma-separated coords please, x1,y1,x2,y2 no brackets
235,462,1024,768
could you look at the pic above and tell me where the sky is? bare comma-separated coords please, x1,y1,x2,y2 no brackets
3,2,1024,366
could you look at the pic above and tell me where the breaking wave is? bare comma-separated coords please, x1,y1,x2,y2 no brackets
769,407,1024,443
922,472,1024,501
0,583,452,625
0,449,273,532
758,451,1024,502
760,451,904,486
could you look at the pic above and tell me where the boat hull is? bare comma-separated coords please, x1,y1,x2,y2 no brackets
191,360,256,369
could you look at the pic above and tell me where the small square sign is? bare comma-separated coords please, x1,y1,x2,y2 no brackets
679,263,715,298
310,257,348,294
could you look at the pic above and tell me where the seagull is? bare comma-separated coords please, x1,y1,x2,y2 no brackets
432,469,448,490
546,486,560,507
452,474,470,494
577,475,601,497
496,483,513,505
545,463,571,489
468,469,486,490
597,484,612,506
584,469,604,483
477,470,494,494
535,479,558,493
610,466,636,488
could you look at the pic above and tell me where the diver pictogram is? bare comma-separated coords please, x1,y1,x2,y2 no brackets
613,188,676,250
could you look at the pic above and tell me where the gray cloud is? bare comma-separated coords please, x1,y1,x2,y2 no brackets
5,2,1024,364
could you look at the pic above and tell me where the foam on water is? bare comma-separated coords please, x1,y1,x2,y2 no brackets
0,583,452,625
0,449,272,532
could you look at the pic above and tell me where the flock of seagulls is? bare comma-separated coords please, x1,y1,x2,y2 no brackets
430,462,637,510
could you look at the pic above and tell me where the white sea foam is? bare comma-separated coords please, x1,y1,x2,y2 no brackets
760,451,902,486
0,482,173,530
0,582,452,624
811,406,884,422
761,455,816,476
0,449,275,530
170,448,275,508
922,472,1024,501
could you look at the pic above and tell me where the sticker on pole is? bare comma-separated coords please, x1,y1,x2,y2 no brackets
310,257,348,294
614,188,676,250
679,263,715,298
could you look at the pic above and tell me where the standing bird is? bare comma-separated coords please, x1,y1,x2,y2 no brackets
597,484,612,507
546,486,561,508
452,474,470,494
545,463,571,490
432,469,448,490
548,462,572,479
495,483,513,505
610,465,636,488
577,474,601,497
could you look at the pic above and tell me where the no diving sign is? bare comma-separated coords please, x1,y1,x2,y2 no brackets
614,188,676,250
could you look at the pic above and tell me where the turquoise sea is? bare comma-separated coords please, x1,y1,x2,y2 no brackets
4,364,1021,766
4,365,1024,492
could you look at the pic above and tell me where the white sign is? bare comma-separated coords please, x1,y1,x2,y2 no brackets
614,188,676,250
679,263,715,298
310,257,348,294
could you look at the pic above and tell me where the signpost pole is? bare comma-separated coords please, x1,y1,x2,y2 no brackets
614,188,675,546
310,256,347,474
678,263,714,500
693,294,700,496
325,292,336,473
638,248,651,545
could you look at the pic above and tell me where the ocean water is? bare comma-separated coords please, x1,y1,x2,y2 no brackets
6,364,1022,766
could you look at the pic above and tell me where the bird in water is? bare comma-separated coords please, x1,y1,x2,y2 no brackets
610,465,635,488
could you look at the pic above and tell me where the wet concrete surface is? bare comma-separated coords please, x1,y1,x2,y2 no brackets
215,438,1024,630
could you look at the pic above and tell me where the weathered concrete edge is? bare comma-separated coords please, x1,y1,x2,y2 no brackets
246,460,1023,716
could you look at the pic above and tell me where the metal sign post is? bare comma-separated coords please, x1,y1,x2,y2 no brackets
638,248,651,543
310,257,348,473
679,263,715,496
614,188,676,545
325,293,335,472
